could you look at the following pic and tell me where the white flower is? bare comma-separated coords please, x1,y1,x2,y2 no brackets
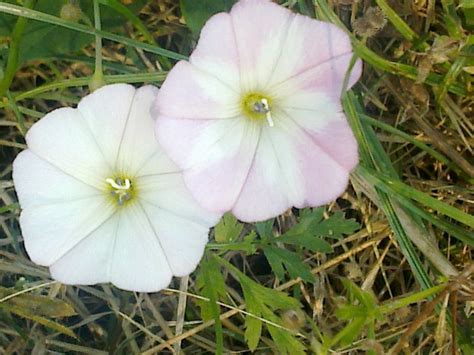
13,84,219,292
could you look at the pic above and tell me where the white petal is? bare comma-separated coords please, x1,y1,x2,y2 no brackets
114,85,161,175
137,173,219,227
50,214,120,285
25,107,110,188
140,201,211,276
109,205,173,292
77,84,137,166
13,150,101,209
20,196,115,266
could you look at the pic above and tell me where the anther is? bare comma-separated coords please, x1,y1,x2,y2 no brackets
252,98,274,127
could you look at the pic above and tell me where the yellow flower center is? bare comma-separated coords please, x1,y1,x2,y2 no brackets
241,92,274,126
106,176,135,206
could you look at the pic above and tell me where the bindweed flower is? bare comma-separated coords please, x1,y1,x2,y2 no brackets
13,84,219,292
153,0,362,222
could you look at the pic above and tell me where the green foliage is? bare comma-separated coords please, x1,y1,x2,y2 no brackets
214,212,243,243
0,0,148,64
217,256,305,354
180,0,236,36
259,208,359,283
195,255,227,354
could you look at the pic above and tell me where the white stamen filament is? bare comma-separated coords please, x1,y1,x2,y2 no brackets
106,178,131,190
260,98,274,127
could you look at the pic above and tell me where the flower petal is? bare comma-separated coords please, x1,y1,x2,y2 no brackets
77,84,137,166
190,13,240,88
109,206,173,292
153,61,240,120
270,54,362,102
25,107,110,188
268,14,361,92
137,173,219,226
155,116,260,212
50,214,120,285
140,201,211,276
114,85,161,175
13,150,101,209
229,0,294,90
232,116,356,222
20,196,115,266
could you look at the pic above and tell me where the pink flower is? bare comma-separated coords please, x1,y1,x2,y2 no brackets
13,84,219,292
153,0,361,222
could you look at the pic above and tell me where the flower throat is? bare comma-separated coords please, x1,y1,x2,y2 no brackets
241,93,274,127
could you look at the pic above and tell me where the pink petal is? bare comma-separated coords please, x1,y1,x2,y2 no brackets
271,55,362,102
190,13,240,88
229,0,294,90
269,13,361,91
232,115,355,222
153,61,240,120
156,116,260,212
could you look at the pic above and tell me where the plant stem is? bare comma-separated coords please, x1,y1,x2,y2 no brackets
0,0,37,97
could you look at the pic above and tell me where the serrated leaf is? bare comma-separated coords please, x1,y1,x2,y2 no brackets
180,0,236,35
277,233,333,253
214,213,243,243
263,246,315,283
256,218,275,239
216,256,302,351
314,211,360,239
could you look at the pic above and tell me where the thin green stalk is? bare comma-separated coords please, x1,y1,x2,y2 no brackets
0,0,36,96
0,2,186,61
5,90,26,135
89,0,105,90
360,114,473,183
358,166,474,228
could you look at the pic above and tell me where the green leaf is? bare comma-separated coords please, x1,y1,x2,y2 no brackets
263,246,315,283
180,0,236,36
314,211,360,239
216,256,302,352
277,233,332,253
256,218,275,239
214,213,243,243
195,256,226,354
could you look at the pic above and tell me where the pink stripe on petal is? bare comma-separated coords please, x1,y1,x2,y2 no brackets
190,13,240,88
232,115,356,222
153,61,240,120
156,116,261,212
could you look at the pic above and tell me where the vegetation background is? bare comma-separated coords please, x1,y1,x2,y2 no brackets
0,0,472,353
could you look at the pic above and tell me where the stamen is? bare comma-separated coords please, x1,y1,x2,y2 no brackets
106,178,131,190
106,177,132,206
261,98,274,127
